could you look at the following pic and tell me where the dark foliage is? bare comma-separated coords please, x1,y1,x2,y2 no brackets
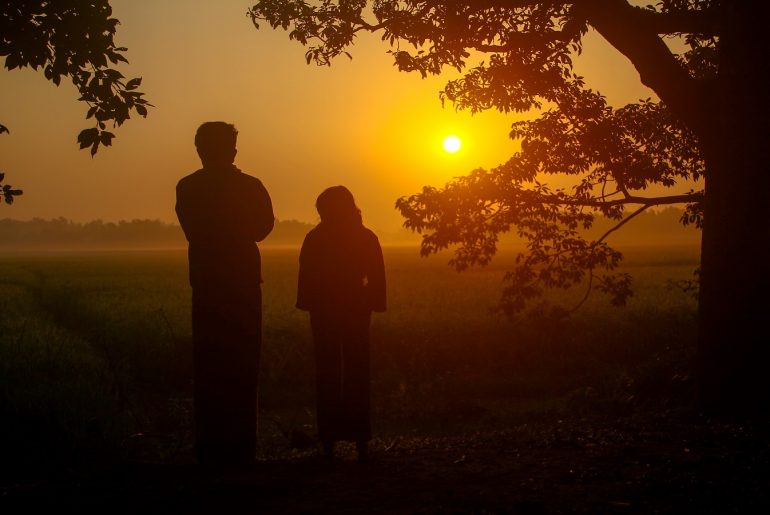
0,172,23,204
1,0,151,200
1,0,151,155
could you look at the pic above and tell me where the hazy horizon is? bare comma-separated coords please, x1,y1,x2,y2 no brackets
0,206,701,251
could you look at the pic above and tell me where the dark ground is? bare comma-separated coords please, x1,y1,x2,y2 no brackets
2,248,767,513
3,410,769,514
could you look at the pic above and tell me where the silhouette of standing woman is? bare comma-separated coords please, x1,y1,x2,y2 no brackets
297,186,386,462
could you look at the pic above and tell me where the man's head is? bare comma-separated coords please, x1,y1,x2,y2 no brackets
195,122,238,166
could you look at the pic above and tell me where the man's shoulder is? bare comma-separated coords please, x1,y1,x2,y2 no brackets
176,168,206,190
176,167,266,191
235,169,267,188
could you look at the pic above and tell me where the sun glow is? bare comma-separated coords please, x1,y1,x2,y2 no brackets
442,135,462,153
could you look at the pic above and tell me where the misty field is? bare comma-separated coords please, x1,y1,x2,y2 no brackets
5,245,770,513
1,245,700,468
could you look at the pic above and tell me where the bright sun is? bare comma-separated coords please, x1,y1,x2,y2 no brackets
443,135,462,153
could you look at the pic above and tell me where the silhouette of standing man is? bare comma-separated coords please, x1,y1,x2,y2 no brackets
176,122,274,466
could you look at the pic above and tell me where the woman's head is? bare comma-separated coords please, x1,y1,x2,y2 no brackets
316,186,362,226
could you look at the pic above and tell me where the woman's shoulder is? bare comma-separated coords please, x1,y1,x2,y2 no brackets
359,226,383,250
302,223,379,245
301,224,323,243
360,225,380,240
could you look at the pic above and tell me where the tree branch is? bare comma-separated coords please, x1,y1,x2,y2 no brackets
472,31,565,52
476,0,719,35
564,203,650,313
535,191,703,208
633,6,721,36
570,267,594,313
583,0,711,136
593,204,650,246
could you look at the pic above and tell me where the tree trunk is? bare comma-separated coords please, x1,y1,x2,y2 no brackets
697,1,770,414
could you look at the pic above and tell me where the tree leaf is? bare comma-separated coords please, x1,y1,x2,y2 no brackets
5,53,20,70
99,131,115,146
125,77,142,90
77,128,99,149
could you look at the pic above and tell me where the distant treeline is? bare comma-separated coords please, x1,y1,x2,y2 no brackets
581,206,700,246
443,206,700,248
0,207,699,250
484,207,701,247
0,217,315,249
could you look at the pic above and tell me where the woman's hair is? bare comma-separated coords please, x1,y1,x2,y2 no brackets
316,186,362,226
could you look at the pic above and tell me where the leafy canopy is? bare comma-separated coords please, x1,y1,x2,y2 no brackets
1,0,151,203
249,0,713,317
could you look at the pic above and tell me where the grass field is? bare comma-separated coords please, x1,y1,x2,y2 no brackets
0,244,700,475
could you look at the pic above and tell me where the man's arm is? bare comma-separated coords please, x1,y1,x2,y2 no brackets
175,181,192,242
251,178,275,242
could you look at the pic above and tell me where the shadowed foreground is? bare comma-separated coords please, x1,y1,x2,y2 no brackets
1,248,768,512
3,411,769,514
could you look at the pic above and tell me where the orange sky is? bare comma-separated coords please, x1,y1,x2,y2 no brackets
0,0,655,233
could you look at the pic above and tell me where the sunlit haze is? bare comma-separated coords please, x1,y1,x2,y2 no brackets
0,0,654,233
443,136,462,154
